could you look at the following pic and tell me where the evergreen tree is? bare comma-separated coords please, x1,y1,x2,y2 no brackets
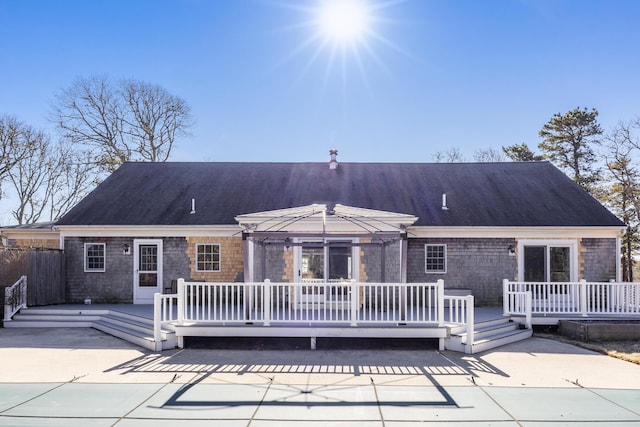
502,143,545,162
539,107,602,190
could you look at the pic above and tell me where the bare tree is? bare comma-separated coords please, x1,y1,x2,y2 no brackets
0,115,38,189
7,134,97,224
51,76,128,171
432,147,465,163
45,143,97,221
473,147,504,162
52,76,192,172
7,130,51,224
122,80,191,162
602,119,640,281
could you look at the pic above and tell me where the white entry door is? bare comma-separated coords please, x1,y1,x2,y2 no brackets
134,239,163,304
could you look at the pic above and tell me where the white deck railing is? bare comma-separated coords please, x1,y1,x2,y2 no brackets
443,294,475,351
4,275,27,322
503,279,640,318
154,279,449,340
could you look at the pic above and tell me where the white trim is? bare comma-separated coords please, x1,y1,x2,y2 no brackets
425,244,447,274
409,226,625,239
236,204,417,234
0,230,59,241
517,239,578,282
616,234,622,281
247,239,254,282
56,225,240,238
84,243,106,273
55,224,624,240
195,243,222,272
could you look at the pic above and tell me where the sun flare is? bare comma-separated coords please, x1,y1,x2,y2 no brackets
270,0,411,101
317,0,370,44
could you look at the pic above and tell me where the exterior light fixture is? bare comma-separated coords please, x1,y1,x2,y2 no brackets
123,243,130,255
508,245,516,256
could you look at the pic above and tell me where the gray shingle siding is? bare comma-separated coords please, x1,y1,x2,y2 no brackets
65,237,134,303
582,238,618,282
407,238,517,305
360,241,401,283
162,237,191,289
65,237,189,303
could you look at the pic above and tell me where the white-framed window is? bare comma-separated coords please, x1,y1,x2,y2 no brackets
425,244,447,273
518,240,577,282
84,243,105,272
196,243,221,272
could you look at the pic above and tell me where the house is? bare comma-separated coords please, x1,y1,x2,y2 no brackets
48,154,624,306
0,222,60,250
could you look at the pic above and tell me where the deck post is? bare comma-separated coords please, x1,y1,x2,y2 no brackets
609,279,616,314
580,279,588,317
244,281,253,322
3,286,11,322
263,279,271,326
525,291,532,329
399,284,407,323
437,279,445,326
350,279,358,326
177,278,185,325
153,293,162,351
502,279,510,316
465,295,474,354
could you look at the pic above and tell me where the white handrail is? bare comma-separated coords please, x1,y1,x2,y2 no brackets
160,279,445,327
503,280,640,317
443,294,475,351
153,291,179,350
4,275,27,322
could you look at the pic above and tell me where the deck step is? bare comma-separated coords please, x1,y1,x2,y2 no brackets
4,319,94,328
445,317,532,354
4,308,177,351
92,320,159,351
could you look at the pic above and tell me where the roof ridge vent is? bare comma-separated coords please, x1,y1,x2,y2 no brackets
329,149,338,170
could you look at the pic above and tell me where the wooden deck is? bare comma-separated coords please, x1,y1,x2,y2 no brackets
7,279,639,354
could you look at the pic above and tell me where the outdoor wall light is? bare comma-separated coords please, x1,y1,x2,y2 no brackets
123,243,130,255
284,237,292,251
508,245,516,256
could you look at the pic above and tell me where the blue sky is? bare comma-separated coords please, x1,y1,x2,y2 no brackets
1,0,640,164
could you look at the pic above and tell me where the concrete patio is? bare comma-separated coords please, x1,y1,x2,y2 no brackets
0,326,638,426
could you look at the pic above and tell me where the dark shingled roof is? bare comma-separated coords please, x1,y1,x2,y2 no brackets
1,221,56,230
55,161,624,228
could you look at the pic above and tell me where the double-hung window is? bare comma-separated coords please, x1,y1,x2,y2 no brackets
84,243,105,272
425,244,447,273
196,244,221,272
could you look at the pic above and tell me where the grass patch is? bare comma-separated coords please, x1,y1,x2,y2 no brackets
535,329,640,365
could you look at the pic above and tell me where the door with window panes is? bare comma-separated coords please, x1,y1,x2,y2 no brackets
522,243,574,307
297,241,355,307
134,239,163,304
523,246,571,282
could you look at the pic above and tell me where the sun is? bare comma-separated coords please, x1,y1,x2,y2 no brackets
269,0,412,100
317,0,371,45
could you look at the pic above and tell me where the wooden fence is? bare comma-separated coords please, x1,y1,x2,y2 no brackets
0,249,65,308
